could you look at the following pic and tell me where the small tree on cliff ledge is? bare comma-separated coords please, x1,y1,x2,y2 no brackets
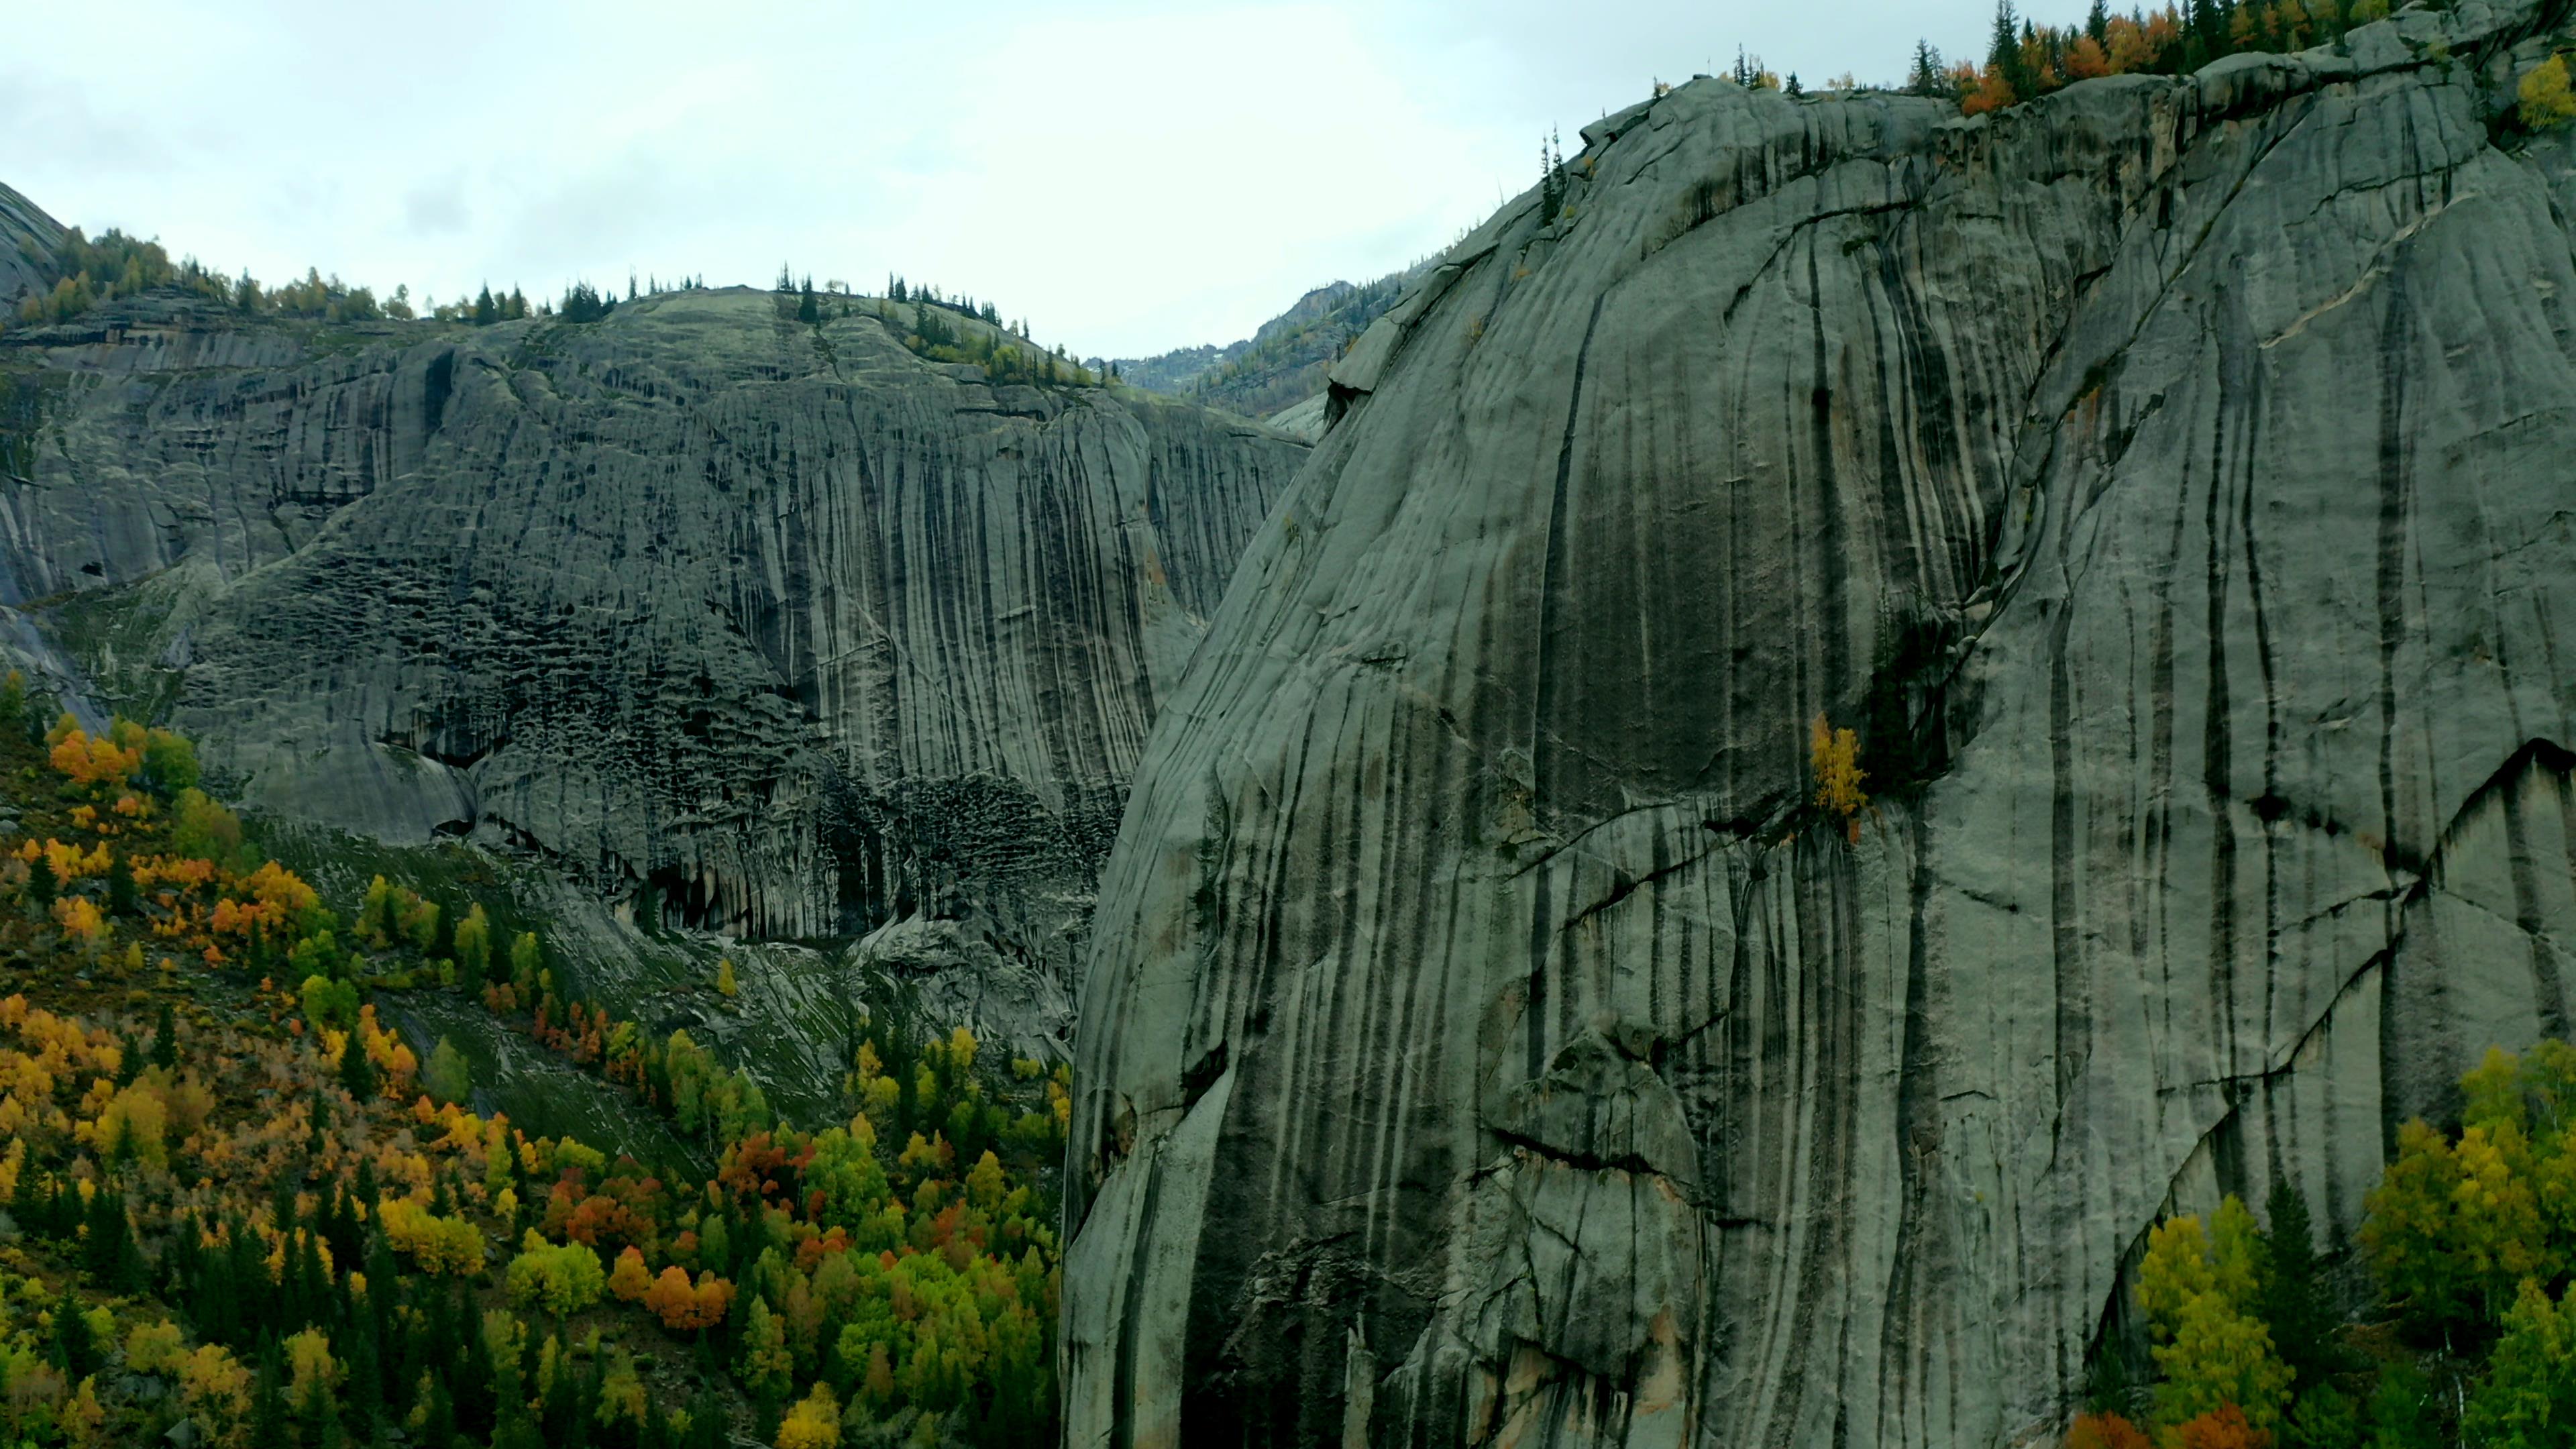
2522,55,2576,130
1810,714,1868,840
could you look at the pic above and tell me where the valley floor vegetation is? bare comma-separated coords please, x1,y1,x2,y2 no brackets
2072,1042,2576,1448
0,678,1067,1448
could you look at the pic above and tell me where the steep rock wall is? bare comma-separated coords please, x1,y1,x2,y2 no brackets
1065,5,2576,1446
0,181,63,308
0,289,1305,1024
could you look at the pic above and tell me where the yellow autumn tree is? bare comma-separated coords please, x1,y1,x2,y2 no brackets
777,1380,843,1448
176,1343,252,1432
504,1239,606,1321
284,1329,336,1415
2135,1197,2292,1434
2524,55,2576,129
90,1079,168,1169
123,1321,185,1375
1809,714,1868,837
716,958,740,998
608,1245,653,1302
380,1197,484,1275
49,729,142,791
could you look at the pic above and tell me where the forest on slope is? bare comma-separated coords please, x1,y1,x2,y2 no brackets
0,686,1069,1448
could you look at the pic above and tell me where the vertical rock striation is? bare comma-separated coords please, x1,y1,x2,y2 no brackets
0,288,1305,1003
1066,5,2576,1445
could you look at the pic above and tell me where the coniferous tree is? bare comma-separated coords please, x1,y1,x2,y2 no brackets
1989,0,2034,102
48,1281,98,1377
27,848,56,909
419,1379,458,1449
2257,1181,2341,1391
250,1338,290,1449
339,1030,378,1101
2086,0,2111,40
153,999,179,1069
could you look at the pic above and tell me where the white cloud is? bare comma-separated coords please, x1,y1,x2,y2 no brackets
8,0,2004,357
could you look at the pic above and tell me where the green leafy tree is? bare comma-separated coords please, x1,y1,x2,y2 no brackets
170,788,247,868
398,892,439,952
357,874,395,948
301,974,360,1032
2465,1280,2576,1447
142,727,199,794
2366,1362,2442,1449
740,1295,792,1419
453,904,493,985
510,930,542,996
505,1242,606,1324
2286,1383,2360,1449
423,1036,472,1105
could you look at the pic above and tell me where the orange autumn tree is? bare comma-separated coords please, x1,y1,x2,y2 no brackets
50,727,142,791
642,1265,735,1331
2172,1403,2267,1449
2064,1413,2150,1449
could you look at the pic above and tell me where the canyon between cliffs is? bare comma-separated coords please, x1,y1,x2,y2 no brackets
7,1,2576,1444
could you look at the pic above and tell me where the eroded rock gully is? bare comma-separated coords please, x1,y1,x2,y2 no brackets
1065,5,2576,1444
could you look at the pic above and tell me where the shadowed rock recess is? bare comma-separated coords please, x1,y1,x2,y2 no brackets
1065,5,2576,1446
0,284,1305,1045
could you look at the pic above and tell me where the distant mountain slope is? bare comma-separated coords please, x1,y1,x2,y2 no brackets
0,181,65,307
1114,265,1424,421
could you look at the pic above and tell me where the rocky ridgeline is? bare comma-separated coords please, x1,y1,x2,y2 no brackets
0,181,64,307
1065,3,2576,1444
1114,269,1422,437
0,281,1307,1075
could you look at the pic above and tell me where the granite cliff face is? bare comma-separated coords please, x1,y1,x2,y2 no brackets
1066,4,2576,1445
0,182,64,308
0,283,1305,1061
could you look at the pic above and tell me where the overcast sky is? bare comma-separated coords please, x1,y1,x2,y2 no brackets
7,0,2004,360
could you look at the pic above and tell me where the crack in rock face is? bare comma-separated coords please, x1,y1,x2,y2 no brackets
0,286,1305,1074
1065,4,2576,1444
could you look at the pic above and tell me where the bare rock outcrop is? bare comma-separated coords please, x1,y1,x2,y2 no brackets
1066,5,2576,1444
